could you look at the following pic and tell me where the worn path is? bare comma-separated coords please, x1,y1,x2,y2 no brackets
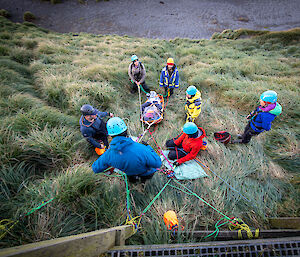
1,0,300,39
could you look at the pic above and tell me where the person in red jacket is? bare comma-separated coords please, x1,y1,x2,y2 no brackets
165,122,206,166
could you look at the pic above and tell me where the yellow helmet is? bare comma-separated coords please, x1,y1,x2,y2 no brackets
167,58,174,65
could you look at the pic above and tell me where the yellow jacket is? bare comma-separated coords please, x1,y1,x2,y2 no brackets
185,91,202,121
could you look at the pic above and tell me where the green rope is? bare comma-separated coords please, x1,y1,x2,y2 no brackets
131,80,169,98
25,197,55,216
203,218,230,239
142,179,172,214
123,173,131,212
173,179,234,223
167,184,194,196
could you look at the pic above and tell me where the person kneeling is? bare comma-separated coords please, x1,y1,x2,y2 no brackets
92,117,162,183
166,122,206,166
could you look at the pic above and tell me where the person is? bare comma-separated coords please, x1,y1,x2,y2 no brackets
166,122,207,166
141,91,163,122
185,85,202,122
232,90,282,144
159,58,179,97
79,104,113,154
128,55,150,93
92,117,162,183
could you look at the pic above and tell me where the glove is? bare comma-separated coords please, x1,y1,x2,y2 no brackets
173,161,181,167
247,111,255,120
141,141,149,146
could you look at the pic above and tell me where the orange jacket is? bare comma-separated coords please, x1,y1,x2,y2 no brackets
174,127,206,164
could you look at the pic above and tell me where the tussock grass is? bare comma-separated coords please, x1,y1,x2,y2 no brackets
0,16,299,247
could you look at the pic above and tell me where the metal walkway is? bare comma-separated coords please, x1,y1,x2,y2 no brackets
108,237,300,257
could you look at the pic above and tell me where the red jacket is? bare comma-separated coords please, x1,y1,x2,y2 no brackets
174,127,206,164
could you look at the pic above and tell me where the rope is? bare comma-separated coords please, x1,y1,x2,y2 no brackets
194,157,254,206
172,179,237,227
138,84,145,133
141,178,172,214
25,198,55,216
0,197,55,240
0,219,19,240
203,218,230,239
136,124,152,143
229,218,259,239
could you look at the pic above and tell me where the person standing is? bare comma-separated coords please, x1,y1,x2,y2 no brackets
128,55,150,93
159,58,179,96
232,90,282,144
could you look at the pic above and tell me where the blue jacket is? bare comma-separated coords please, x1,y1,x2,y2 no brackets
250,103,282,133
159,65,179,88
92,136,162,176
79,109,109,148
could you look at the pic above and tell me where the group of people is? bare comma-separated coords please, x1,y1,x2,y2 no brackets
79,55,282,183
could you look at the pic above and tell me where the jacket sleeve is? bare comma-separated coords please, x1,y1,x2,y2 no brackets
191,99,202,118
85,136,102,149
92,154,110,173
144,145,162,168
177,143,202,164
128,63,135,82
174,70,179,88
174,133,185,146
95,109,109,118
139,63,146,83
159,70,165,87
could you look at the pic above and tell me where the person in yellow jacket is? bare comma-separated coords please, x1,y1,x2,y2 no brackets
185,85,202,122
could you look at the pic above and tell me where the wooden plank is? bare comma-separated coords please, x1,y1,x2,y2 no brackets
269,217,300,229
0,225,134,257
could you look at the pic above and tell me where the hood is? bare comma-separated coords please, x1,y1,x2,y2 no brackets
259,103,276,112
80,115,96,126
186,91,201,102
109,136,134,152
268,102,282,116
198,127,206,139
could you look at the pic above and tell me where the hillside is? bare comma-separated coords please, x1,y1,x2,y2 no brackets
0,16,299,247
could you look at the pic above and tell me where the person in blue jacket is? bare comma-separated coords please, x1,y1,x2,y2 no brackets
79,104,113,152
159,58,179,97
232,90,282,144
92,117,162,183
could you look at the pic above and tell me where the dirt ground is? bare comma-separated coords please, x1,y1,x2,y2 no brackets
1,0,300,39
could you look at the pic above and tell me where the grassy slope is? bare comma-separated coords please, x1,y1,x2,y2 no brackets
0,17,299,247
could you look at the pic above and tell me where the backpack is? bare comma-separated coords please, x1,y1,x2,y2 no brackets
130,61,144,74
214,131,231,144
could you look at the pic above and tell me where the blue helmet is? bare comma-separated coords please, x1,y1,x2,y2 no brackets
131,55,138,62
107,117,128,136
260,90,277,103
186,86,197,96
183,122,198,135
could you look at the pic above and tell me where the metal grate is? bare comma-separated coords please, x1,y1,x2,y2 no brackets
107,239,300,257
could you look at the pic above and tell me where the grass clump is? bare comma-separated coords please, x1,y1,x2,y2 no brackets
0,17,299,248
23,11,36,22
0,9,10,18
